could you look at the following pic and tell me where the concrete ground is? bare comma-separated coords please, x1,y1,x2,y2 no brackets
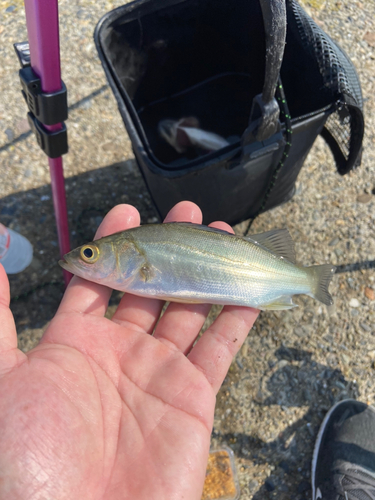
0,0,374,497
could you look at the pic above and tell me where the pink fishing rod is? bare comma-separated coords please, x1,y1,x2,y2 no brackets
16,0,71,285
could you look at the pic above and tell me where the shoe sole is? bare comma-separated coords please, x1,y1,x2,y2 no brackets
311,399,375,500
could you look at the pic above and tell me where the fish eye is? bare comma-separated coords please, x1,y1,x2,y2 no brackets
80,245,100,263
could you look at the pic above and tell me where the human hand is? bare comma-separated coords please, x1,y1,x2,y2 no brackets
0,202,259,500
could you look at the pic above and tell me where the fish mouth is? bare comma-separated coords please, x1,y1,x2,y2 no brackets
58,256,87,278
58,258,73,272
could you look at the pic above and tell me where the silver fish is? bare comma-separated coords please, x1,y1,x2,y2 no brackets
158,117,230,153
59,223,336,310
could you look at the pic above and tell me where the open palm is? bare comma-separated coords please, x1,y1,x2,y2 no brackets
0,202,258,500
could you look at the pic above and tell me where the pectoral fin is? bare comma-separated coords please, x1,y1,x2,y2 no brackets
259,295,297,310
139,263,154,282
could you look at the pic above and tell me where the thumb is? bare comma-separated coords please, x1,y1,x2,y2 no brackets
0,264,26,376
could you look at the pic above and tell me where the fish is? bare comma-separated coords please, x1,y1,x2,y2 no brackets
158,117,230,154
59,223,336,310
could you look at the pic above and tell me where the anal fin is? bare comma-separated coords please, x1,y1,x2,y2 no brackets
259,295,297,311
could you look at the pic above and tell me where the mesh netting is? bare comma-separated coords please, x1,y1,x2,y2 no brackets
289,0,364,174
290,0,362,104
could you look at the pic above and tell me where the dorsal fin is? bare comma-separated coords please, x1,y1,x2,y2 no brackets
244,229,296,263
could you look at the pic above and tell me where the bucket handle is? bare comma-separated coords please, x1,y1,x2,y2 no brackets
242,0,286,144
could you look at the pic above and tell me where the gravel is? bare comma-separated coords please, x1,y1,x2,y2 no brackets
1,0,374,497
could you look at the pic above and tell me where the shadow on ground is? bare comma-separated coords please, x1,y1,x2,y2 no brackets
215,346,359,498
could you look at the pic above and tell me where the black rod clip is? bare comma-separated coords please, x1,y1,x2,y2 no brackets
14,41,68,157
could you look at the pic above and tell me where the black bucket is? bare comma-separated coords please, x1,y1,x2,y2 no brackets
95,0,364,225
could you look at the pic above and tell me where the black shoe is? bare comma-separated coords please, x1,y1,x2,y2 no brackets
312,399,375,500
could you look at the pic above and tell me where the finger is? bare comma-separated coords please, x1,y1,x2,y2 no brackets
111,201,203,333
57,205,140,317
164,200,203,223
188,305,259,393
153,302,211,353
153,221,235,353
94,205,140,241
208,221,233,233
0,264,26,375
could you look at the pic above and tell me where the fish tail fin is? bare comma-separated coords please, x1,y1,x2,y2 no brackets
307,264,336,306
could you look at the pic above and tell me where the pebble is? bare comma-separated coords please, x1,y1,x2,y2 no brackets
360,322,371,332
329,237,340,246
347,277,356,290
278,360,289,369
4,127,14,141
295,327,305,337
356,193,372,203
236,358,244,370
16,118,30,134
265,478,276,491
349,298,360,308
241,343,249,358
306,422,315,436
76,8,86,18
365,287,375,301
249,479,259,492
364,31,375,47
342,354,350,365
335,380,346,390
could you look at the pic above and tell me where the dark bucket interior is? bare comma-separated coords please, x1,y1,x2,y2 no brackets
100,0,333,166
